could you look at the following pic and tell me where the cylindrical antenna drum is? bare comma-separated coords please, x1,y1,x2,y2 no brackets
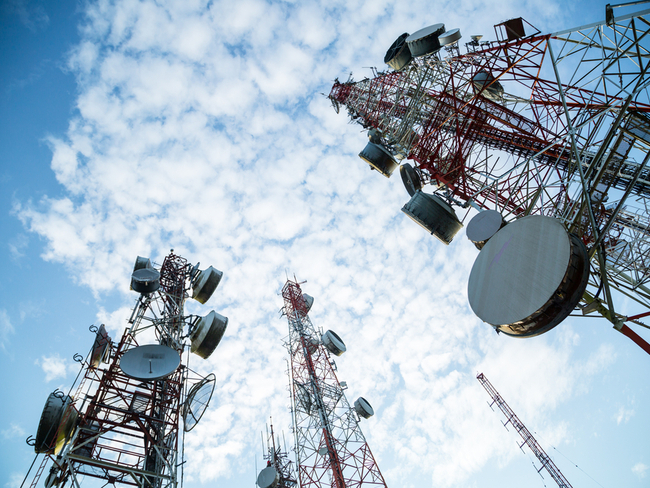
354,397,374,419
89,324,111,368
401,191,463,244
322,330,346,356
303,293,314,312
130,268,160,295
190,310,228,359
400,163,422,196
406,23,446,57
35,392,77,454
358,142,399,178
384,33,412,70
192,266,223,304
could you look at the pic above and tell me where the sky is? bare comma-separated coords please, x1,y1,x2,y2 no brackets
1,1,649,488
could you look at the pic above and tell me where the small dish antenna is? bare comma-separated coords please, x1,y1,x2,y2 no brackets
190,311,228,359
183,373,216,432
322,330,346,356
192,266,223,304
119,344,180,381
133,256,153,272
354,397,374,419
257,466,280,488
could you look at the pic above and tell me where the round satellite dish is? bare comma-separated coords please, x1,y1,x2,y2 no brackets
183,373,216,432
190,311,228,359
466,210,506,250
439,28,462,46
401,191,463,244
468,215,589,337
322,330,346,356
89,324,111,369
192,266,223,304
119,344,180,381
318,447,328,456
35,392,77,454
406,23,445,57
303,293,314,312
133,256,153,272
384,32,412,70
359,142,399,178
257,466,280,488
472,70,504,101
131,268,160,295
354,397,374,419
400,163,422,196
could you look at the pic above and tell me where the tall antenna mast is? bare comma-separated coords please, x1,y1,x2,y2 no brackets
476,373,573,488
279,279,387,488
328,8,650,353
26,251,228,488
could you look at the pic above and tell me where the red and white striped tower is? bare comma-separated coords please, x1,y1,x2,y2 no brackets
281,279,387,488
329,7,650,351
26,251,227,488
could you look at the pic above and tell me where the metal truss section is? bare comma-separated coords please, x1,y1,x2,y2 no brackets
329,7,650,328
282,280,387,488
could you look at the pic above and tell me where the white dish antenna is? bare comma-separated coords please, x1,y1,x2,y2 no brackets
466,209,506,250
354,397,374,419
257,466,280,488
192,266,223,304
322,330,346,356
133,256,153,272
406,23,446,57
439,28,462,46
119,344,180,381
190,311,228,359
183,373,216,432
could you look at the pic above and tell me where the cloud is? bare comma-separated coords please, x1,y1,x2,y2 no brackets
1,423,26,440
35,354,73,382
0,309,15,351
632,463,648,479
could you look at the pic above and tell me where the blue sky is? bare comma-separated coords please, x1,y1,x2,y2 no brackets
1,1,649,488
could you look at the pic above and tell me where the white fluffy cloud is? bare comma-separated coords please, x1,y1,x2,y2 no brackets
15,0,624,487
35,353,73,382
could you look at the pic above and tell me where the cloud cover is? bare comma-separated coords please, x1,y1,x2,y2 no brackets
14,0,631,487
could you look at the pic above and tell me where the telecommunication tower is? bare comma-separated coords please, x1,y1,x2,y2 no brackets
476,373,573,488
257,420,297,488
277,279,387,488
25,251,228,488
329,4,650,352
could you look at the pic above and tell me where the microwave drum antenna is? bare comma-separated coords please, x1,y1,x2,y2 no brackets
192,266,223,304
406,23,446,57
322,330,346,356
303,293,314,312
468,215,589,337
183,373,216,432
401,191,463,244
257,466,280,488
384,32,412,70
354,397,374,419
35,392,77,454
130,268,160,295
359,142,399,177
190,310,228,359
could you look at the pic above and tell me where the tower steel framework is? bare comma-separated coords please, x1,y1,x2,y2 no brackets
329,5,650,349
25,251,226,488
477,373,572,488
281,279,387,488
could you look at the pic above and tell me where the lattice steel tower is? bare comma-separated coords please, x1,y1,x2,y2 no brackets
329,4,650,352
477,373,573,488
280,279,387,488
26,251,227,488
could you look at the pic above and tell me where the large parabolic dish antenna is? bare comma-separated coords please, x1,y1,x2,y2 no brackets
119,344,181,381
468,215,589,337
